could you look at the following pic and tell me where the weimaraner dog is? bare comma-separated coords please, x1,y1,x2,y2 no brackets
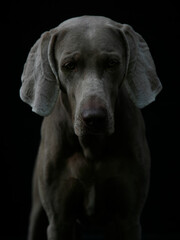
20,16,162,240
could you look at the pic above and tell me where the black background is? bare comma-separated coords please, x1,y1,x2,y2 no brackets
1,1,179,239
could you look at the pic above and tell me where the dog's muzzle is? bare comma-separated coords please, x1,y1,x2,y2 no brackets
74,96,114,136
81,107,108,134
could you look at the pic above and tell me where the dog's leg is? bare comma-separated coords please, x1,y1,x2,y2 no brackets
27,164,48,240
27,200,48,240
105,219,141,240
38,171,84,240
100,174,148,240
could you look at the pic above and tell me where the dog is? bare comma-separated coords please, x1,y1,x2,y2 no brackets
20,16,162,240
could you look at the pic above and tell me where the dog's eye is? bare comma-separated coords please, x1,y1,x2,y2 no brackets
62,61,76,71
106,59,119,69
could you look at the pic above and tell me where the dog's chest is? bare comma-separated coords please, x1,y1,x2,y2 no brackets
66,152,124,218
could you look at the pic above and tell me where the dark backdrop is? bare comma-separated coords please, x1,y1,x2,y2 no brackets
1,1,179,239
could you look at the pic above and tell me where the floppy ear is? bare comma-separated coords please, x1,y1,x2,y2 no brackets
120,24,162,108
20,31,59,116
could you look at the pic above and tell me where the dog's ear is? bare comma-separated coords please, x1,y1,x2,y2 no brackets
20,31,59,116
120,24,162,108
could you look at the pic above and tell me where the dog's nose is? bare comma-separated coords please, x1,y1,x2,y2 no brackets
81,108,107,131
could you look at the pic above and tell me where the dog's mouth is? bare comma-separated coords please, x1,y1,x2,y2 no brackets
83,122,109,136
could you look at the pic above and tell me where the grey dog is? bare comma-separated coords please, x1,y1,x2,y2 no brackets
20,16,162,240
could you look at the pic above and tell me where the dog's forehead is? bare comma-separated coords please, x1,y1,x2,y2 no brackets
55,16,122,55
59,16,114,29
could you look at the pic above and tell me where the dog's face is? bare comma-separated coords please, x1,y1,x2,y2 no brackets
20,16,162,136
55,24,127,136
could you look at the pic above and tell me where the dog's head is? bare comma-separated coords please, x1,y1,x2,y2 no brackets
20,16,162,136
